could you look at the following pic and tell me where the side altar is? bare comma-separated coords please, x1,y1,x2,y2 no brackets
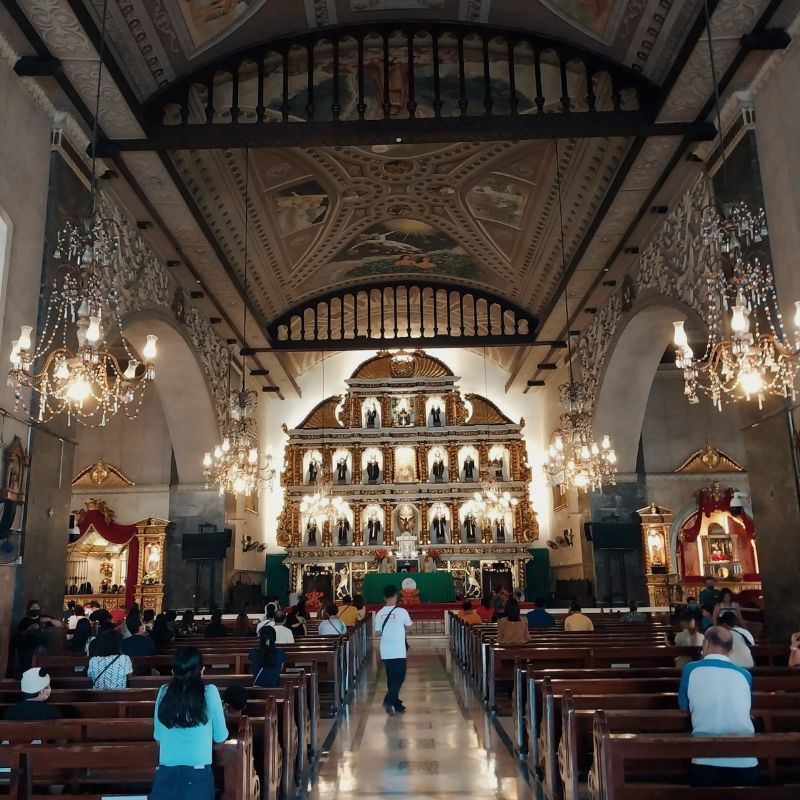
276,350,539,601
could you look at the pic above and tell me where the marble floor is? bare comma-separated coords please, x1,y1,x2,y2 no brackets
304,641,531,800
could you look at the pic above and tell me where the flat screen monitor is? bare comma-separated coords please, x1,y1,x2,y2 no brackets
181,531,230,560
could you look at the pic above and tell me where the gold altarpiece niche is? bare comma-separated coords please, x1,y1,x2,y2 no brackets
277,351,538,598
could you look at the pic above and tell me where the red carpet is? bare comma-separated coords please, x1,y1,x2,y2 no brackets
365,601,534,621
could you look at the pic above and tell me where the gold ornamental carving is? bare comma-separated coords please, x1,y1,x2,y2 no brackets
353,351,453,380
276,506,292,549
352,445,363,484
416,445,429,484
381,395,392,427
419,501,430,545
353,505,363,546
463,393,513,425
415,394,427,427
674,442,745,473
383,501,394,546
72,458,134,488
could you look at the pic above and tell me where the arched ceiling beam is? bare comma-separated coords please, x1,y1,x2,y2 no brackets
98,21,714,154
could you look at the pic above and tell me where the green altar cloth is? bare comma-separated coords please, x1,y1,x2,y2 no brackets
361,572,456,603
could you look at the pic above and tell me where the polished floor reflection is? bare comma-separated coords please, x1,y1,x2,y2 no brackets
306,643,530,799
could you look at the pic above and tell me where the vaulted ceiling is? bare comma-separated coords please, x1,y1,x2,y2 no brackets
3,0,791,395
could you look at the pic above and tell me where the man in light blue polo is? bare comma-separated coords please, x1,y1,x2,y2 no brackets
678,625,758,787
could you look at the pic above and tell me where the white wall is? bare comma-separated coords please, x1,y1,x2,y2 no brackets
258,348,553,551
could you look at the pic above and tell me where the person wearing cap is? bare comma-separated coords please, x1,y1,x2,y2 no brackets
4,668,61,720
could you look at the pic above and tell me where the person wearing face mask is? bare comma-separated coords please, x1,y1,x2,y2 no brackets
15,601,61,674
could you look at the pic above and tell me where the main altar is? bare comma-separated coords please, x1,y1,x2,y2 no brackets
277,350,539,601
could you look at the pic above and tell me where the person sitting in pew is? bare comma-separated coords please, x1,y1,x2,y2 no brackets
151,647,229,800
319,602,347,636
338,595,360,628
678,625,759,787
285,596,308,638
122,613,157,671
497,598,530,644
475,595,494,622
68,617,93,654
718,611,755,669
143,608,156,632
564,601,594,632
353,594,367,622
4,668,61,720
674,611,705,668
222,685,248,718
151,613,175,650
203,610,229,639
179,610,198,637
232,611,253,637
256,602,278,635
526,598,555,629
620,600,648,623
87,629,133,690
457,600,482,626
250,625,287,688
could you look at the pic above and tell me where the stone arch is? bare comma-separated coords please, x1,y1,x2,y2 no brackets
122,310,219,484
593,294,705,474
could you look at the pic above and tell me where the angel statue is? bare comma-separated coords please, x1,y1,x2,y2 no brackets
464,564,482,599
335,566,350,599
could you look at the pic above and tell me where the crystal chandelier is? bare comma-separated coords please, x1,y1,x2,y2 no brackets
672,3,800,410
7,0,157,427
202,148,273,497
672,202,800,409
543,140,617,492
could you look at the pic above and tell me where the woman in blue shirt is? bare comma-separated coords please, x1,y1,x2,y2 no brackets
249,625,286,688
150,647,228,800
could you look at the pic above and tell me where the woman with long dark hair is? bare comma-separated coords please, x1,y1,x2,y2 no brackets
68,618,92,654
151,647,228,800
249,625,286,688
87,630,132,689
232,612,252,637
150,614,174,650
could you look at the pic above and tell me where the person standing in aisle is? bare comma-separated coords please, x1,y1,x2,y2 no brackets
375,585,412,716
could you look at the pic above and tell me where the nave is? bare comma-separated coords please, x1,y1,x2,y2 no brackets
308,643,528,800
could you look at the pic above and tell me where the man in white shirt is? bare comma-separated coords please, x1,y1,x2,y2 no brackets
256,606,295,644
678,625,759,786
374,584,412,716
718,611,755,669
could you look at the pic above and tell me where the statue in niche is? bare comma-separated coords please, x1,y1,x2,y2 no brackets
366,455,381,484
306,520,318,546
365,403,378,428
336,516,351,545
463,455,476,482
431,450,446,483
395,450,416,483
431,511,447,543
647,531,666,568
397,406,411,427
307,458,319,485
464,512,478,543
398,507,415,534
144,544,161,576
335,567,349,599
491,457,504,479
464,564,482,598
431,405,442,427
422,554,436,573
495,518,506,543
336,456,349,484
366,510,382,544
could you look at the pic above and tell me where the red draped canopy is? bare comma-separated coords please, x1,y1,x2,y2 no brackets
76,509,138,609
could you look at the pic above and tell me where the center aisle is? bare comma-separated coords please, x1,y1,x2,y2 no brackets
305,644,529,799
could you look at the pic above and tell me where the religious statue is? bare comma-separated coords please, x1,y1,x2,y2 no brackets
431,512,447,543
366,456,381,484
307,458,319,485
491,457,503,479
379,555,394,574
397,406,411,426
335,566,349,599
464,564,482,598
395,449,416,482
365,403,378,428
336,456,349,484
431,451,446,483
398,507,415,534
366,511,382,544
422,554,436,573
495,518,506,543
336,516,351,545
144,544,161,575
431,405,442,427
306,520,318,546
464,512,478,543
463,455,475,482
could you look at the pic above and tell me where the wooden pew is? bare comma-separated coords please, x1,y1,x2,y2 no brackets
591,712,800,799
0,717,259,800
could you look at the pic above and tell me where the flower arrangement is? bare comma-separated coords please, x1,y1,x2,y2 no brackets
427,548,441,562
141,574,159,585
305,590,324,612
373,548,389,564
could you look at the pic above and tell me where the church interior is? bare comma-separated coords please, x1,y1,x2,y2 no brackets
1,0,800,797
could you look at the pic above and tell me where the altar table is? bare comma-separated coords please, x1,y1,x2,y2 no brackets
361,571,456,603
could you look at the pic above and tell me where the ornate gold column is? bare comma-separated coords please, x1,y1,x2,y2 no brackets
383,502,394,546
477,442,489,478
415,394,427,427
444,391,458,424
446,443,459,482
383,445,395,484
417,444,429,484
513,502,524,543
134,517,168,613
381,394,392,427
638,503,674,607
419,501,430,545
450,501,461,543
289,504,301,548
352,504,363,546
352,445,363,484
482,520,493,544
322,519,332,548
509,442,523,482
